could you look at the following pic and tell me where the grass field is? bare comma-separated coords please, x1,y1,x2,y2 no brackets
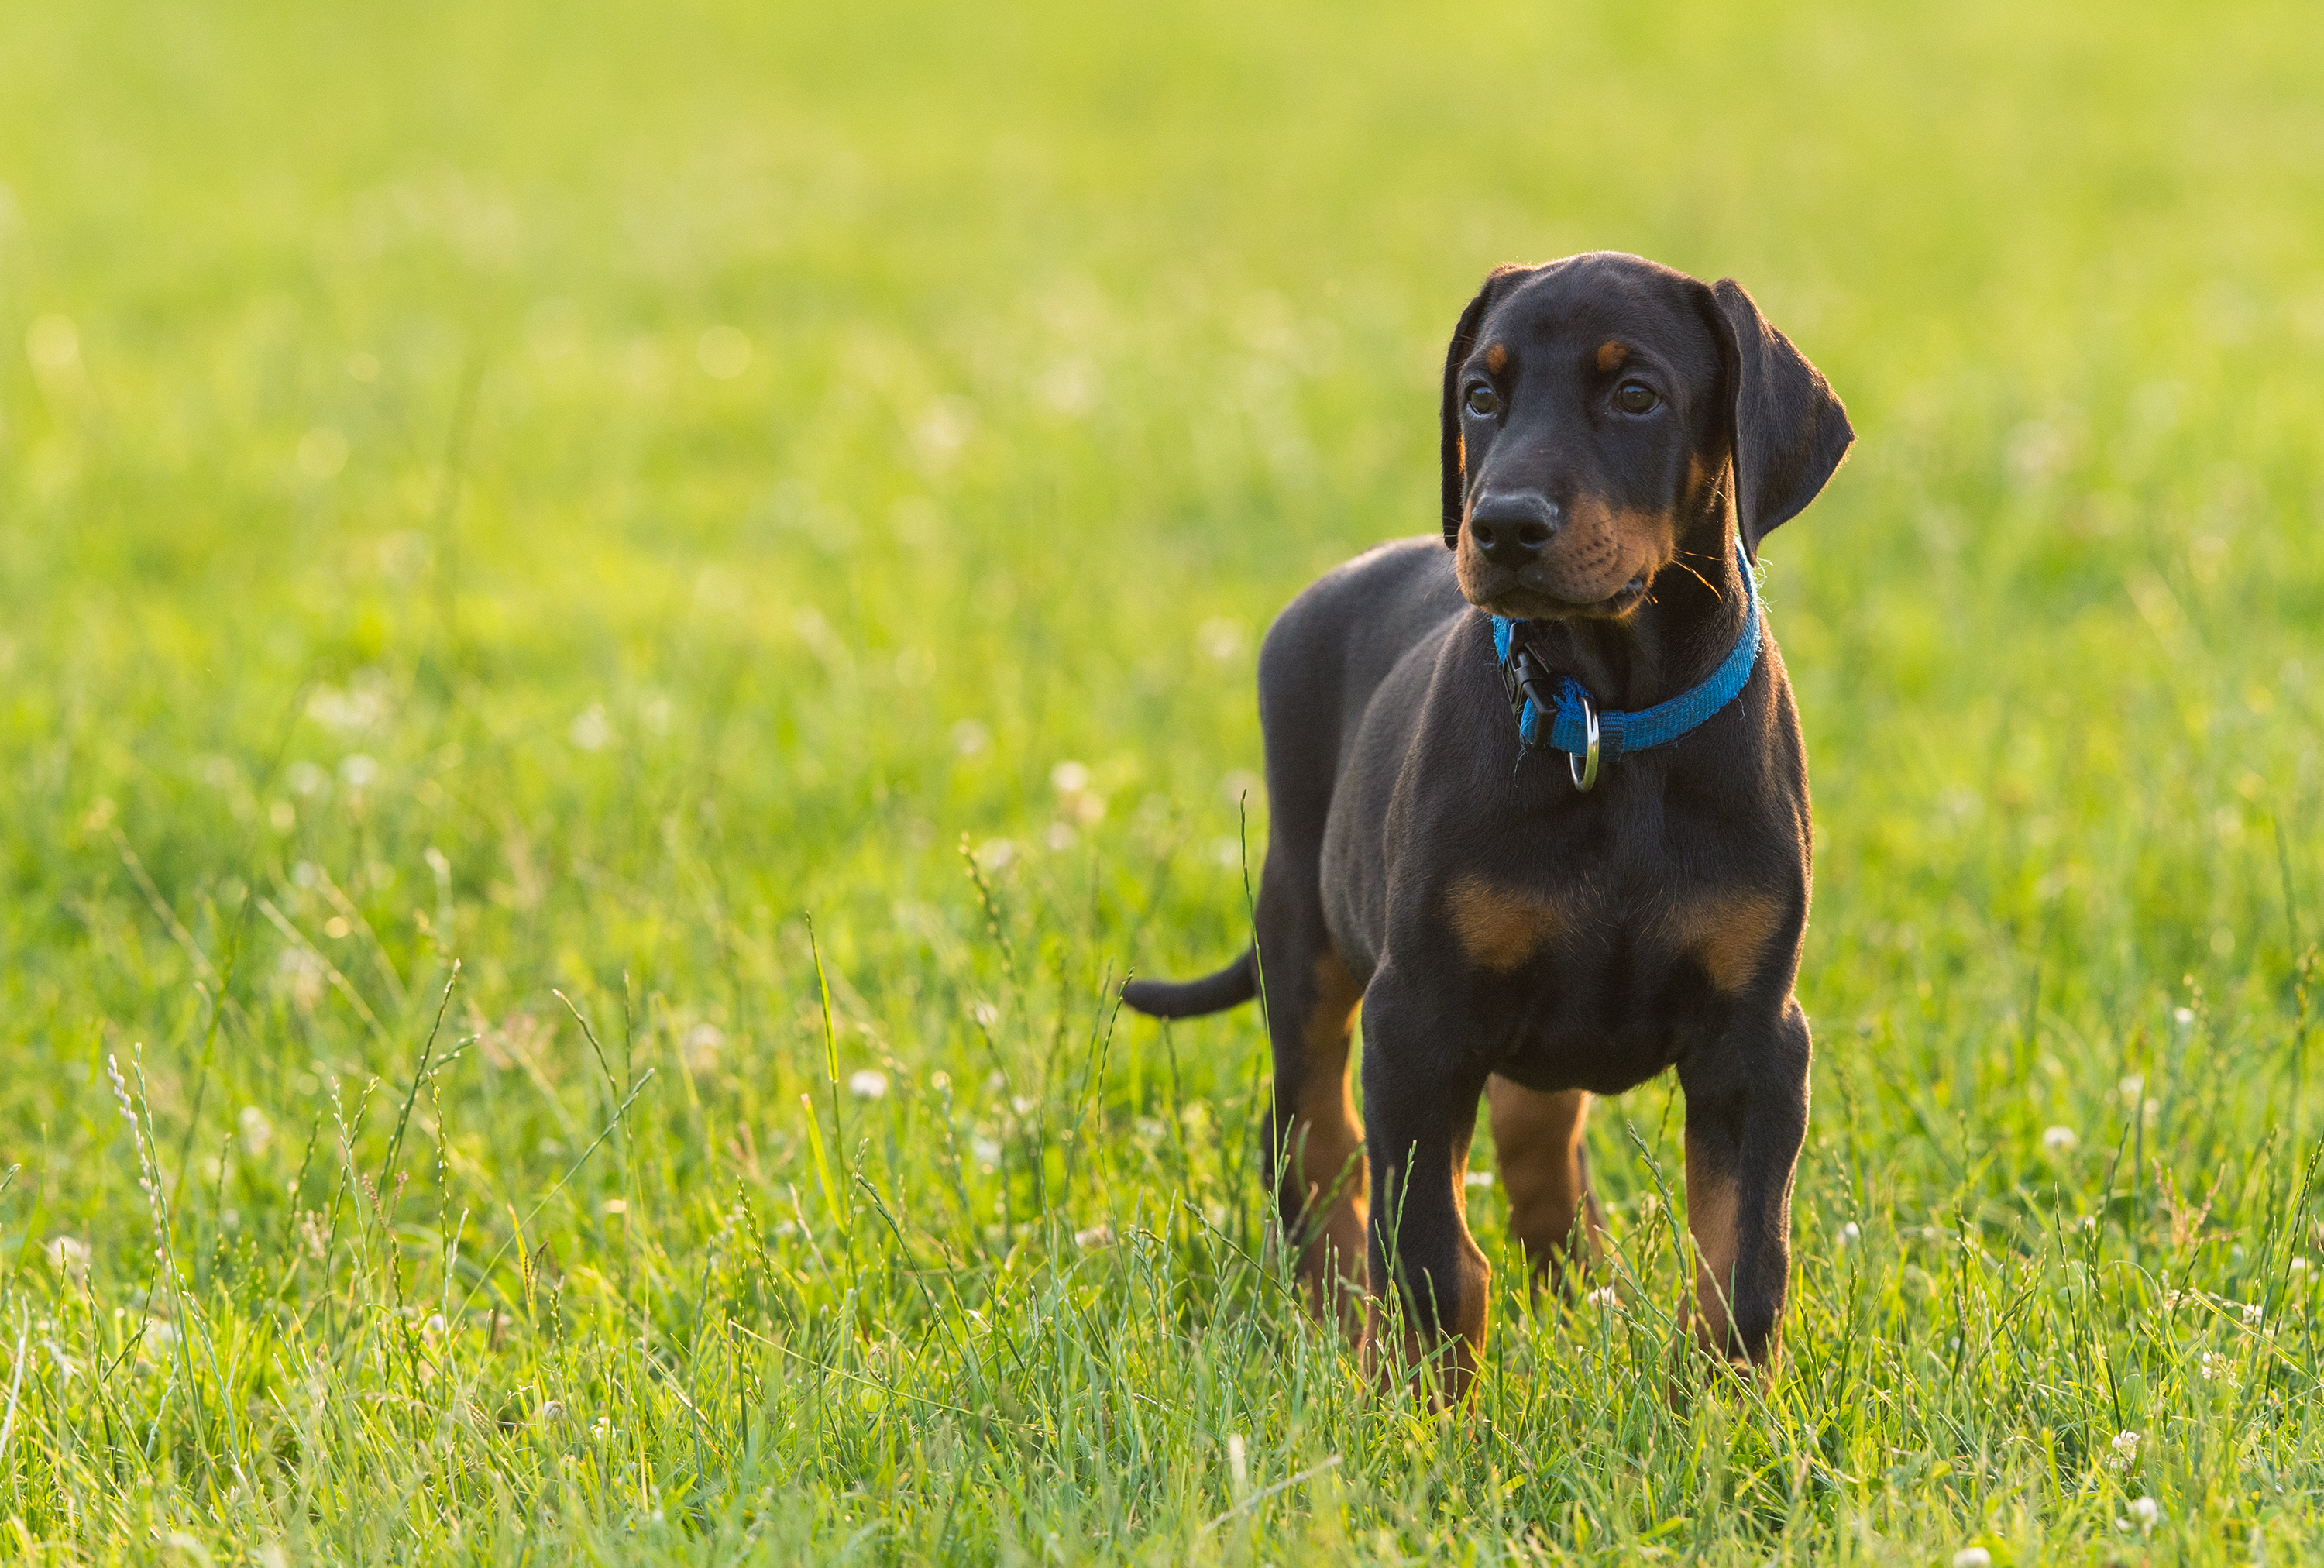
5,0,2324,1560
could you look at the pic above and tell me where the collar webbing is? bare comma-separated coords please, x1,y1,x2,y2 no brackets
1490,542,1763,764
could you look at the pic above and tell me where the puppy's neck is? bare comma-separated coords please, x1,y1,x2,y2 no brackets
1522,531,1752,712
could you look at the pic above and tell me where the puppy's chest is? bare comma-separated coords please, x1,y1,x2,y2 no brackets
1442,863,1783,998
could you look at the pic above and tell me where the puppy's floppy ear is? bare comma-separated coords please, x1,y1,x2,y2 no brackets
1707,278,1854,559
1440,268,1518,549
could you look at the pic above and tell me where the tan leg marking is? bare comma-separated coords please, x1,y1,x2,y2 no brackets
1446,875,1568,973
1291,952,1367,1329
1487,1078,1603,1288
1668,890,1785,992
1684,1130,1742,1359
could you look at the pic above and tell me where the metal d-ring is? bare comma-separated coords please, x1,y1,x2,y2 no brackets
1568,693,1600,793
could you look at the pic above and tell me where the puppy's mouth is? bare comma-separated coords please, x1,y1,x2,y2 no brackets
1461,564,1657,621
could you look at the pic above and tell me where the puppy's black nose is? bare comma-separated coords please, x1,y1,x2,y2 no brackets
1467,493,1560,569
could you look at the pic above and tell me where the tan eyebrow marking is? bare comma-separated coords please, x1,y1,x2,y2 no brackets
1596,339,1628,373
1483,342,1508,374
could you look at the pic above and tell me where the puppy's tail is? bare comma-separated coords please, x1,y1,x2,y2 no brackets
1121,947,1259,1020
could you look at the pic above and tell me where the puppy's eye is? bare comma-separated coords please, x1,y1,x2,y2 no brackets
1613,382,1659,415
1464,385,1500,417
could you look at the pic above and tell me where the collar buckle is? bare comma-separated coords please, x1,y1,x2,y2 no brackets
1567,693,1600,793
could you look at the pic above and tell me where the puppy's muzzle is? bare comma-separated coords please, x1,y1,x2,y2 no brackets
1467,491,1562,569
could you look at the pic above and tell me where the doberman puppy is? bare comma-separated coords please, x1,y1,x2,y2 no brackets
1123,252,1851,1399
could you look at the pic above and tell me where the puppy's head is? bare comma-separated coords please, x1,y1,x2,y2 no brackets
1439,253,1852,620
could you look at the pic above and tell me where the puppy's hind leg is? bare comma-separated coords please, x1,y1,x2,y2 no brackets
1256,871,1370,1335
1485,1078,1604,1295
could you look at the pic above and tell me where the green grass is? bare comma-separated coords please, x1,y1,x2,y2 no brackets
4,0,2324,1559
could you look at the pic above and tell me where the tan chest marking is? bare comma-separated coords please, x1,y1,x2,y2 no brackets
1450,879,1786,990
1666,889,1786,992
1447,875,1571,972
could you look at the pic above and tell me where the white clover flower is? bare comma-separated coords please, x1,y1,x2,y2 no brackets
1198,618,1246,662
1585,1286,1620,1308
848,1069,889,1101
1951,1549,1992,1568
2042,1125,2078,1154
1074,1225,1114,1250
569,707,611,751
1838,1221,1862,1248
2129,1496,2161,1532
681,1023,725,1071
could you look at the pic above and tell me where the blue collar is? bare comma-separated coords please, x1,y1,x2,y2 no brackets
1490,542,1762,772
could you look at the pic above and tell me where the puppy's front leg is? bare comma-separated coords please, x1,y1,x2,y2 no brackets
1358,972,1492,1405
1677,998,1812,1369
